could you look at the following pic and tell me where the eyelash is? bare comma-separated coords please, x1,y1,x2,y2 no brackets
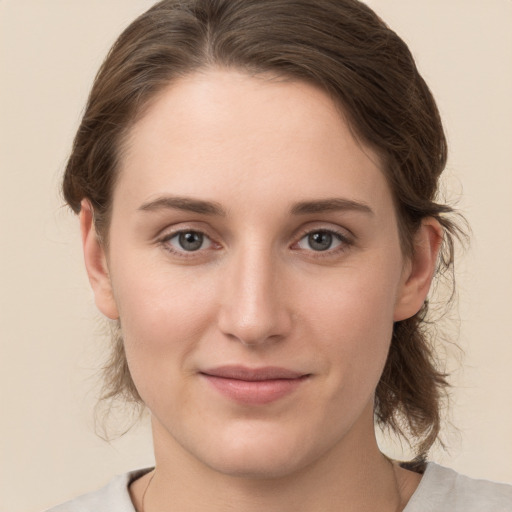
159,229,218,259
292,227,353,257
158,227,353,259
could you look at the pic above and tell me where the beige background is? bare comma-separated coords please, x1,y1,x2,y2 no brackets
1,1,511,511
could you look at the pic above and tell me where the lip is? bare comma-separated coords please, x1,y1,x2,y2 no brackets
200,365,310,405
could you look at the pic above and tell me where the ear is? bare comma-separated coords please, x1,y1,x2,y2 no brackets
393,218,443,322
80,199,119,319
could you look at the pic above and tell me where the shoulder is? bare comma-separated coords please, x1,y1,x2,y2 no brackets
44,468,152,512
405,463,512,512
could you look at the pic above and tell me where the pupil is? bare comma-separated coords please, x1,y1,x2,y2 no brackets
309,231,332,251
179,232,203,251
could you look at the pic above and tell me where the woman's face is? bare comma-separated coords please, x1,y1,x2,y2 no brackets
83,70,435,478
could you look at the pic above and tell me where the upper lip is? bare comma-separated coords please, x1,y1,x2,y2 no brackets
200,365,307,381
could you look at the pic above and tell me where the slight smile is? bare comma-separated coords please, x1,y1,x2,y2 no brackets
200,366,311,405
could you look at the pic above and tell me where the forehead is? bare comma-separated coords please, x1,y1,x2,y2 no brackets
117,69,391,213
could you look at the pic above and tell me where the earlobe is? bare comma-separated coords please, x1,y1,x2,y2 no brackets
393,218,443,322
80,199,119,320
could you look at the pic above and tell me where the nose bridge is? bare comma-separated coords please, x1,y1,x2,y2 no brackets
218,239,290,345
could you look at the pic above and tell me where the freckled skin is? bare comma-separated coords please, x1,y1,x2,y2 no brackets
82,70,438,511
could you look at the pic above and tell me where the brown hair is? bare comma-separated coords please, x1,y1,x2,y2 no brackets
63,0,465,459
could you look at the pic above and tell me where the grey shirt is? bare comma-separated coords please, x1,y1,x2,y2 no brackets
46,463,512,512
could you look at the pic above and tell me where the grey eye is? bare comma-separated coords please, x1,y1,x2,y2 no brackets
308,231,333,251
169,231,210,252
297,230,342,252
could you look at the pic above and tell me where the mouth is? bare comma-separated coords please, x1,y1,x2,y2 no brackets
199,365,310,405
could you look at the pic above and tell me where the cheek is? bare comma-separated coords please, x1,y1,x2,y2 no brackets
109,260,219,398
303,263,400,387
307,259,400,338
112,255,217,333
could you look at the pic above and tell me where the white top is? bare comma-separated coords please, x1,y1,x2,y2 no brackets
46,463,512,512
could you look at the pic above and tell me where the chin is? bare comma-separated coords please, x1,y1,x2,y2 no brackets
188,422,325,480
203,450,308,480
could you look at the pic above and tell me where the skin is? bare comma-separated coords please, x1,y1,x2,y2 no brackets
81,70,441,511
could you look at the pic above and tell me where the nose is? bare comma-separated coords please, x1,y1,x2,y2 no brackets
217,245,293,347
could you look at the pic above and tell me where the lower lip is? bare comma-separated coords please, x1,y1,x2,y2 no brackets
201,374,308,405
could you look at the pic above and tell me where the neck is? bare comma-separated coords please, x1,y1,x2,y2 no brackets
134,407,419,512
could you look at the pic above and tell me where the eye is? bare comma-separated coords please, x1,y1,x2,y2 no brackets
165,230,212,252
296,230,345,252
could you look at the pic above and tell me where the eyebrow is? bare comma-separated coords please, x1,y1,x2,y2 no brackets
138,196,226,216
290,198,374,216
137,195,373,217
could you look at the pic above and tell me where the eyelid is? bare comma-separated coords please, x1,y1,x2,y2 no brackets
291,224,354,255
158,224,222,258
293,222,353,242
166,231,212,252
155,222,354,259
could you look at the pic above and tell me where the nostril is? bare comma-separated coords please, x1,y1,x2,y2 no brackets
218,306,292,347
216,255,293,344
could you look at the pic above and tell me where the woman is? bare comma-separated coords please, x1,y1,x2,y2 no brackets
47,0,512,511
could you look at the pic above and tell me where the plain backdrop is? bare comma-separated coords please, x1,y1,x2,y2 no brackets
1,1,511,511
